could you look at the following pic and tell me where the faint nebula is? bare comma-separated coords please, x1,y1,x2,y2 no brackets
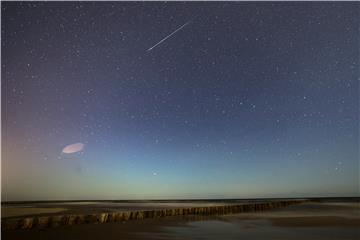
62,142,85,154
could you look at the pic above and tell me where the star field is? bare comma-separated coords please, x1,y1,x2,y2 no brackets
2,2,359,200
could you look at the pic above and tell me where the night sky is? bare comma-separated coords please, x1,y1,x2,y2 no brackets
2,2,359,201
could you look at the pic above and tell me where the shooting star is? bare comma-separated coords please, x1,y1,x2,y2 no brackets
147,21,191,52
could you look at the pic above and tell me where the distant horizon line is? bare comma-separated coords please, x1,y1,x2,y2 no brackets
2,196,359,204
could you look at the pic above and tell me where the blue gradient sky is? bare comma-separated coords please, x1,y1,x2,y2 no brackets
2,2,359,201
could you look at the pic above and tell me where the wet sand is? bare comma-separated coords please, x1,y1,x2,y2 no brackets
271,216,360,227
2,200,359,240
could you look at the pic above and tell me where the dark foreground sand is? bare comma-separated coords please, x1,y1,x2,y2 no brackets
2,201,359,240
271,216,360,228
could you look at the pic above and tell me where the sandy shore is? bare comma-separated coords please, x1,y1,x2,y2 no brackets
271,216,360,227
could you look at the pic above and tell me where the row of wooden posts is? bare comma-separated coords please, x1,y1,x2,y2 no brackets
2,200,305,231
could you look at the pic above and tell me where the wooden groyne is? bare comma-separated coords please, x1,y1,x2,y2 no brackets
2,200,305,231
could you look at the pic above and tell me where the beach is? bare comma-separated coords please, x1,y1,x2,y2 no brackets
2,199,359,240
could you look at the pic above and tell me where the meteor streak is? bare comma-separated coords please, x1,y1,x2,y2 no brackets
147,21,191,51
